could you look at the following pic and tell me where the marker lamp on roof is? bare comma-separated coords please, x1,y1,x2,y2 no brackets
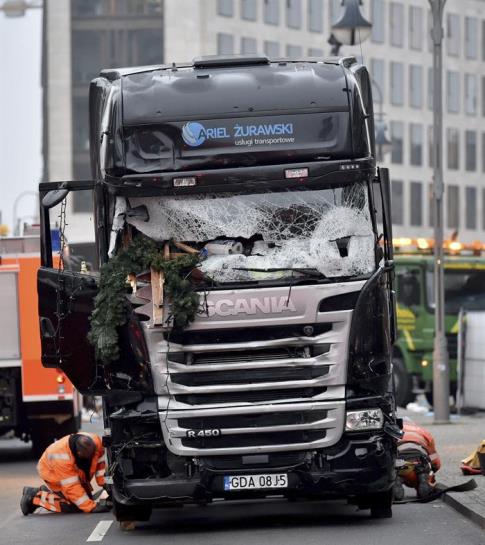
173,177,197,187
345,409,383,432
340,163,360,170
285,168,308,179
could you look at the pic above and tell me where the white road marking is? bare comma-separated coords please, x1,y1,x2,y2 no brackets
86,520,113,542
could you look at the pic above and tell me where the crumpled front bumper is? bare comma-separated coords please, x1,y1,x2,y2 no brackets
114,431,396,506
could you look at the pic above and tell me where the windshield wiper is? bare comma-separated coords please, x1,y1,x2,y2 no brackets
233,267,325,279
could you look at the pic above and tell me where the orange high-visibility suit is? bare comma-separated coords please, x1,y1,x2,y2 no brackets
398,421,441,489
32,432,106,513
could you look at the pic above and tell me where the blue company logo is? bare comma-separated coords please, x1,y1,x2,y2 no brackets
182,122,206,147
182,122,230,147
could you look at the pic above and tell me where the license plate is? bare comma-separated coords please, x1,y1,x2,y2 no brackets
223,473,288,491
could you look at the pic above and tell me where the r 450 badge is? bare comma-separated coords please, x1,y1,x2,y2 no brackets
186,429,221,438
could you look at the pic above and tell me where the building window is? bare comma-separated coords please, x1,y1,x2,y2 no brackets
308,0,323,32
446,70,460,113
482,76,485,116
308,47,323,57
446,13,460,56
264,0,279,25
465,74,477,115
465,130,477,171
465,187,477,230
286,44,302,57
428,183,434,227
410,182,423,226
241,0,257,21
447,185,460,229
72,97,89,153
371,0,385,43
390,2,404,47
482,20,485,61
482,189,485,230
482,133,485,172
329,0,341,25
264,40,280,57
391,121,404,164
217,0,234,17
427,9,433,52
410,123,423,166
391,180,404,225
71,30,102,84
465,17,478,59
241,37,257,54
370,59,385,104
447,128,460,170
427,66,433,111
72,0,163,17
390,62,404,106
127,29,163,66
286,0,302,29
217,33,234,54
428,126,433,168
409,65,422,108
409,6,423,50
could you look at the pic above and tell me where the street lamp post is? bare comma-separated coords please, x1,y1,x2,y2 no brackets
329,0,372,56
429,0,450,423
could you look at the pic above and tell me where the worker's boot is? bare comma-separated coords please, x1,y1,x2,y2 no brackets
393,476,405,501
416,472,434,499
20,487,40,516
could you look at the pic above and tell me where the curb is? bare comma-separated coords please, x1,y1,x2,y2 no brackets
442,490,485,530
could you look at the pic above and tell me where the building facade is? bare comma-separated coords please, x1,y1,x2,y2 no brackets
43,0,485,243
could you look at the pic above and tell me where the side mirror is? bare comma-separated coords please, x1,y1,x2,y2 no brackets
42,188,69,209
376,167,393,261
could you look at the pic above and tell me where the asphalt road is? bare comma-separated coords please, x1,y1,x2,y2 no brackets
1,437,484,545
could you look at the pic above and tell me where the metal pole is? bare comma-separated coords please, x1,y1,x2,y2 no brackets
429,0,449,423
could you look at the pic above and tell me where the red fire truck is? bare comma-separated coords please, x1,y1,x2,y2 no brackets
0,234,81,455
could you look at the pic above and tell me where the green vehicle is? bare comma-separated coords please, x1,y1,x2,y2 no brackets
393,249,485,407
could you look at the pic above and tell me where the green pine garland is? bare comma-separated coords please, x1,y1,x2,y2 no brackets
88,236,199,364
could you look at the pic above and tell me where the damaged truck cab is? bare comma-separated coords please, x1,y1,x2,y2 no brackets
38,55,398,521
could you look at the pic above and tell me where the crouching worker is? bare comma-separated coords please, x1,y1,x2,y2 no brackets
20,432,111,515
394,421,441,501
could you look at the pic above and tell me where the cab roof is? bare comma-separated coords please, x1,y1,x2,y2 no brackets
99,55,354,126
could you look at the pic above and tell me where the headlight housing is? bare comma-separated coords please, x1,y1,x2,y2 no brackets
345,408,384,432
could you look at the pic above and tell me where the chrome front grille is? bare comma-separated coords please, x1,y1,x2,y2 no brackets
161,315,351,410
145,283,363,456
162,401,346,455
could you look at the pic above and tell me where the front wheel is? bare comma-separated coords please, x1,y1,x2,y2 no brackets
113,499,152,523
369,490,393,519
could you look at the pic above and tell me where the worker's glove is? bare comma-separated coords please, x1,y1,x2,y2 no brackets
92,501,112,513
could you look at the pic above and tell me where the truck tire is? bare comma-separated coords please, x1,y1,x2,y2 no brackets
113,499,152,522
30,416,79,458
369,490,393,519
393,356,414,408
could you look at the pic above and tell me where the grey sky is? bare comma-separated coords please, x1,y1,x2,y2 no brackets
0,8,42,233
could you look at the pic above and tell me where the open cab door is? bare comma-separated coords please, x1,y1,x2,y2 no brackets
38,181,101,393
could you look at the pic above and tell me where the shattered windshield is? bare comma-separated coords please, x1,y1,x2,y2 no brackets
123,182,376,283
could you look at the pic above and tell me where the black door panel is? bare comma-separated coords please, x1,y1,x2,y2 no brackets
38,267,99,392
